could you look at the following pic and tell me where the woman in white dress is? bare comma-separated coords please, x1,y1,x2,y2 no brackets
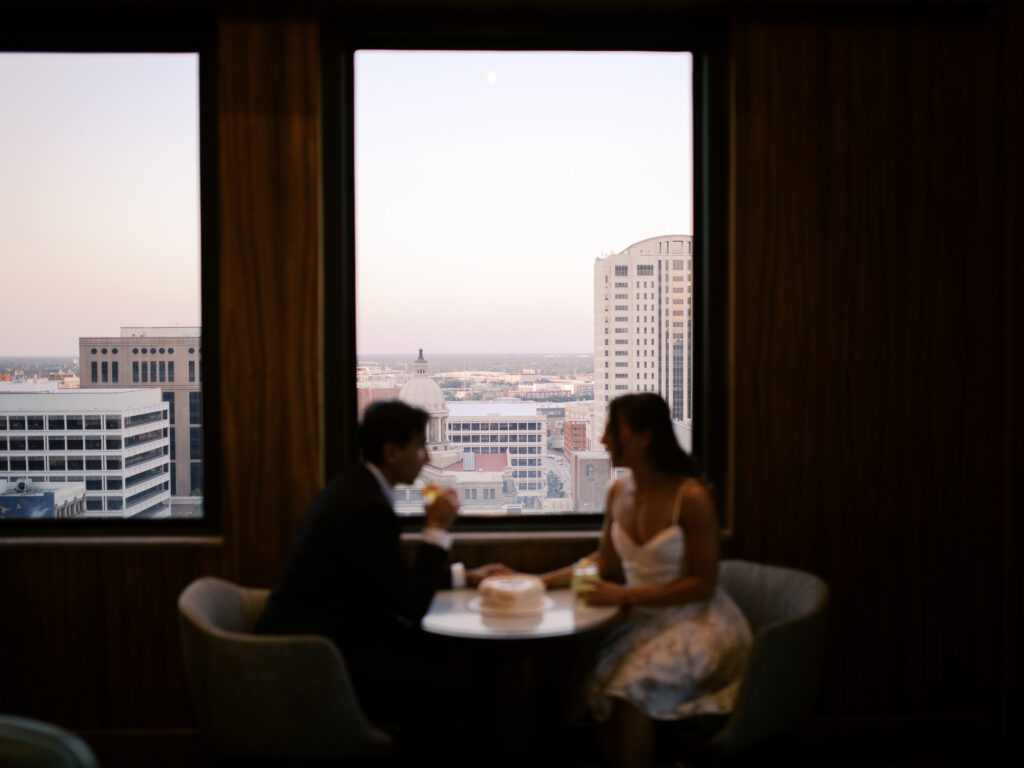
540,394,751,767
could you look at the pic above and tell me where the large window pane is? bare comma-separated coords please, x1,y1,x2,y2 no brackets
355,51,693,518
0,53,199,521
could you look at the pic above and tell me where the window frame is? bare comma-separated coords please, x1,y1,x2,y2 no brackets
322,15,730,533
0,10,220,537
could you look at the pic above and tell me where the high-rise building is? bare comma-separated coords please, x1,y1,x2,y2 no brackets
593,235,693,450
564,400,595,448
570,450,612,513
79,327,202,497
0,385,171,518
563,420,588,455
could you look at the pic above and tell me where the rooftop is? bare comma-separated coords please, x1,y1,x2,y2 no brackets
0,387,165,412
447,401,540,417
439,453,509,472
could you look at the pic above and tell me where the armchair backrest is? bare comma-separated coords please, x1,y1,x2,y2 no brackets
0,715,100,768
177,576,391,761
712,559,829,755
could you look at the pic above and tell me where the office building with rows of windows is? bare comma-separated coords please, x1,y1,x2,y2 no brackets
390,351,550,513
79,327,202,498
444,401,548,509
593,235,694,451
0,385,171,518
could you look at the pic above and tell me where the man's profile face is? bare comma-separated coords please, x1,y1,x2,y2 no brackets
389,432,429,485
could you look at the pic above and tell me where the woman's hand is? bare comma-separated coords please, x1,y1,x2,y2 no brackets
581,578,630,606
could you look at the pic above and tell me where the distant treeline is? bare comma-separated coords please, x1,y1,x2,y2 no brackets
0,356,77,377
358,352,593,377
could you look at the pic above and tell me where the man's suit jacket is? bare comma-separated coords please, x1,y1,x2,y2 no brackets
255,464,451,657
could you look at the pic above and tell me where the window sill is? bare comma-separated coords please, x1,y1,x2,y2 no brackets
0,535,224,548
402,529,600,545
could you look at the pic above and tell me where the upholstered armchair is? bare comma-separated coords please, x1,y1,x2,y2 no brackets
0,714,100,768
177,576,392,762
663,559,830,758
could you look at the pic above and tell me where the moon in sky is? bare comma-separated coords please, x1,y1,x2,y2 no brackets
487,69,497,86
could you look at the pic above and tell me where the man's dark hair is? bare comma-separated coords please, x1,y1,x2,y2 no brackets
359,401,429,464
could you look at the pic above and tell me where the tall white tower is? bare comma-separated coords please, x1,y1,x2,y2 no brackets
593,235,694,450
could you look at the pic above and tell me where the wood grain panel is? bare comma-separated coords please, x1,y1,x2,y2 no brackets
0,545,221,727
730,10,1008,721
216,15,323,587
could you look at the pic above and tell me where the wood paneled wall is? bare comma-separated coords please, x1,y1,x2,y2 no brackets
0,1,1019,742
0,14,325,729
728,8,1012,722
215,15,323,587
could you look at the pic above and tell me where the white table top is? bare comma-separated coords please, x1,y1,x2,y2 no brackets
422,588,621,640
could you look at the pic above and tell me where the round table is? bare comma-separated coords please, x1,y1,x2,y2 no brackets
421,588,622,764
422,587,621,640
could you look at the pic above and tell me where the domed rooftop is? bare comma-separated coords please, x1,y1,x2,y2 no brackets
399,375,446,413
398,349,447,414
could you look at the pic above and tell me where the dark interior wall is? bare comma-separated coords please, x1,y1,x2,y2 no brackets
728,6,1016,727
0,0,1019,739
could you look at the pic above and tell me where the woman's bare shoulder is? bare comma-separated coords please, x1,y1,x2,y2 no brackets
678,478,715,524
679,477,710,500
605,474,632,517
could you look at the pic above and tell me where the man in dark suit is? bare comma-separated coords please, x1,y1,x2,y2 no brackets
255,400,504,728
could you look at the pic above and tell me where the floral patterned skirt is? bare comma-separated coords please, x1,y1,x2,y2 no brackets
588,587,752,722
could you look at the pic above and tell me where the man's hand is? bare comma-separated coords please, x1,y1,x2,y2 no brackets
466,563,514,587
423,485,459,530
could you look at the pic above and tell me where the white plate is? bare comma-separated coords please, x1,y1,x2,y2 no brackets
467,595,555,617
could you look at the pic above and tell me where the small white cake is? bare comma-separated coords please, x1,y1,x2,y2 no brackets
478,574,546,613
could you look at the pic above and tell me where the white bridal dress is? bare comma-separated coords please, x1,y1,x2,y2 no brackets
588,480,753,721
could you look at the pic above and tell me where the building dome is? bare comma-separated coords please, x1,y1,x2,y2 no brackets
398,349,449,447
399,375,446,413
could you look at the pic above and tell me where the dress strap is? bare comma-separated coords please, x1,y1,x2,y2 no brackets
671,480,688,525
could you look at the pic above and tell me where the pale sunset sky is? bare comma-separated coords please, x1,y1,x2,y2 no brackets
356,50,693,354
0,51,692,356
0,53,201,356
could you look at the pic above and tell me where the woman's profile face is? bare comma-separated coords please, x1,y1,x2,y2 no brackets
600,415,619,464
602,412,637,467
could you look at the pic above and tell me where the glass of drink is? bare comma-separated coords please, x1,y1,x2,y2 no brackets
571,558,599,606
